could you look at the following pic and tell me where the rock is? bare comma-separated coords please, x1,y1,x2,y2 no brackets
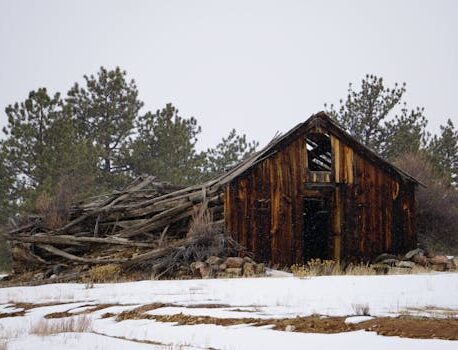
397,261,415,268
374,253,398,263
429,256,450,271
255,263,266,275
243,256,255,264
52,264,65,275
404,248,424,260
225,257,244,268
285,325,296,332
243,262,255,277
190,261,207,276
431,264,446,272
224,267,242,277
429,255,449,265
206,256,223,266
446,261,456,271
372,264,389,275
413,254,428,266
198,264,212,279
379,258,399,266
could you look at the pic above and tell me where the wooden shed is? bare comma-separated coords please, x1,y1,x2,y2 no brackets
222,112,421,265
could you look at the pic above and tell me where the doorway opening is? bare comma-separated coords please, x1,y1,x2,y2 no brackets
303,196,331,261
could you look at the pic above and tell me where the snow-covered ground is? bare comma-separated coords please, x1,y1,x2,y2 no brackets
0,273,457,349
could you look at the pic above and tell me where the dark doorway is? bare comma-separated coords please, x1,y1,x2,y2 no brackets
303,197,331,261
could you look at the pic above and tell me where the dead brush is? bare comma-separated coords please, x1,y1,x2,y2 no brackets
352,303,371,316
187,202,214,238
146,204,248,278
85,264,121,283
344,262,377,275
291,259,341,277
31,315,92,335
35,181,72,230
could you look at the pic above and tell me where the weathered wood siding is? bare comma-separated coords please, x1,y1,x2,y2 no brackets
225,127,416,265
225,137,306,265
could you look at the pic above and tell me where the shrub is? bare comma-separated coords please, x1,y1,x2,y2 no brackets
394,153,458,254
35,180,73,230
352,303,370,316
31,316,92,335
87,264,121,283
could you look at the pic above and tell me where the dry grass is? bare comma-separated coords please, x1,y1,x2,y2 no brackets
34,181,72,230
31,315,92,336
291,259,377,277
187,204,214,238
352,303,371,316
291,259,436,277
0,340,7,350
85,264,121,283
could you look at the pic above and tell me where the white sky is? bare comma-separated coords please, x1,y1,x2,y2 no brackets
0,0,457,150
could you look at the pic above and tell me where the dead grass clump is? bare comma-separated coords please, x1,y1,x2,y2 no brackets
187,204,215,238
352,303,371,316
291,259,341,277
345,262,377,275
31,315,92,335
86,264,121,283
45,304,117,319
35,181,72,230
116,303,172,321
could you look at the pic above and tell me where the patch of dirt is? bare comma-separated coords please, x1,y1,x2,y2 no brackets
185,303,231,309
0,310,26,318
115,303,175,321
45,304,119,319
113,310,458,341
0,301,73,318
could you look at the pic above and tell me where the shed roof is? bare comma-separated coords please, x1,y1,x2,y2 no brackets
213,112,423,187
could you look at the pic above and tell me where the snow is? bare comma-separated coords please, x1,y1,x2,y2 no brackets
345,316,375,324
0,273,457,349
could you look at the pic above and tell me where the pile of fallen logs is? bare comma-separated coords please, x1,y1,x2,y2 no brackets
1,175,247,283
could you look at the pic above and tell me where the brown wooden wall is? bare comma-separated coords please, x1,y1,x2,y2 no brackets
224,129,416,265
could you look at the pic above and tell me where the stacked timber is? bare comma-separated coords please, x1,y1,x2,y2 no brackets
1,175,249,283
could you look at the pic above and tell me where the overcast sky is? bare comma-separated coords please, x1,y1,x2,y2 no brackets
0,0,457,149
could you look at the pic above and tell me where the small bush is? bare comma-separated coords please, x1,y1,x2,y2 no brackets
291,260,378,277
31,316,92,335
187,204,215,238
352,303,370,316
35,181,73,230
86,264,121,283
394,153,458,254
0,236,11,272
291,259,341,277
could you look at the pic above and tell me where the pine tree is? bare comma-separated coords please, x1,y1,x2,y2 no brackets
204,129,258,177
0,145,15,225
325,74,428,159
383,105,428,160
66,67,142,189
428,119,458,186
129,103,205,185
2,88,99,210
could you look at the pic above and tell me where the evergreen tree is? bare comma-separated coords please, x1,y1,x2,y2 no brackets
325,74,428,159
129,103,205,185
428,119,458,186
383,105,428,160
66,67,142,188
0,145,15,225
204,128,258,177
2,88,62,190
2,88,99,210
